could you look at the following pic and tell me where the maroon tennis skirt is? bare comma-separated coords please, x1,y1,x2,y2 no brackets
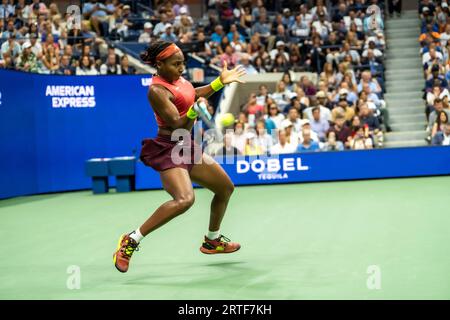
139,133,203,172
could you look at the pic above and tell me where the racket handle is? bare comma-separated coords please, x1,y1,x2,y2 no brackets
194,101,212,121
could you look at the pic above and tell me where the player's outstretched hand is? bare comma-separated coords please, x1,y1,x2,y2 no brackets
220,61,247,85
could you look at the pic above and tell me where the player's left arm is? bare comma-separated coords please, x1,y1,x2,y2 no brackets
194,61,247,100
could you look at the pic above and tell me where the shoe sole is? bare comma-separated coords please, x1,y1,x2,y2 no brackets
199,246,241,255
113,234,127,273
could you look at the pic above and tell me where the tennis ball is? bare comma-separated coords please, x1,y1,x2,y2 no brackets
220,113,235,127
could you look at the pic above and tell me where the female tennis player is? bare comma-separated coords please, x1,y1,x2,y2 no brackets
113,40,246,273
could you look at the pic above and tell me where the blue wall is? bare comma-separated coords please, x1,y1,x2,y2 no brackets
1,69,449,199
135,146,450,190
0,69,156,199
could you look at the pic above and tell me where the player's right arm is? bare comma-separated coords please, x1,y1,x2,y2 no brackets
148,84,196,130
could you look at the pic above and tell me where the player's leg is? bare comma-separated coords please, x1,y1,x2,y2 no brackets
189,153,240,254
138,168,195,236
113,168,194,272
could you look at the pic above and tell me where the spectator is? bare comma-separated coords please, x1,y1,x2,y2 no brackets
350,126,373,150
251,12,272,40
83,0,116,36
270,129,296,154
298,75,317,97
100,53,121,75
322,130,344,151
231,121,247,154
244,131,264,156
138,22,153,44
1,34,21,60
227,23,245,43
299,3,313,25
269,41,289,61
153,13,169,37
282,107,303,133
320,62,337,89
173,0,189,17
310,106,330,141
108,7,131,40
332,93,355,122
57,54,75,75
324,32,342,66
270,81,293,112
312,11,332,39
327,114,352,147
426,85,450,118
425,64,448,89
255,120,273,154
423,48,444,67
362,40,383,59
274,24,290,45
431,110,449,138
432,122,450,145
0,0,15,19
120,55,135,75
16,41,38,73
256,84,269,106
440,24,450,47
299,120,320,143
240,53,257,74
291,13,310,37
215,132,241,156
240,5,253,36
219,45,238,68
160,23,177,42
357,70,382,94
281,120,298,147
296,128,320,152
359,104,383,147
174,7,194,33
266,102,285,129
270,53,289,72
76,55,98,75
243,92,264,115
281,72,297,92
303,91,332,122
339,41,361,65
40,45,59,74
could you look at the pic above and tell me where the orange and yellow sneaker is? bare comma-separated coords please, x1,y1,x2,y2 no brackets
200,235,241,254
113,234,139,273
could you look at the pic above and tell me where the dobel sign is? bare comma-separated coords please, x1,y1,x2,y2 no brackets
236,158,309,174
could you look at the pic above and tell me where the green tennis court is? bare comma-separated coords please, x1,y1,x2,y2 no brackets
1,176,449,300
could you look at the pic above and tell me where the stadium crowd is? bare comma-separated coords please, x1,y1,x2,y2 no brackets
418,0,450,146
0,0,395,153
198,0,391,155
0,0,137,75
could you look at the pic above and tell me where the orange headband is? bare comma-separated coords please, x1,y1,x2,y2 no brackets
156,44,182,61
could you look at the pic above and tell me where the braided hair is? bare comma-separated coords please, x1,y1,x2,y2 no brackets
140,40,173,67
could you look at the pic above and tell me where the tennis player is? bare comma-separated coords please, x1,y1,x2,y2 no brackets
113,40,246,273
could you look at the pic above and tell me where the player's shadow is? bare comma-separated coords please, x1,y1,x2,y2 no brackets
203,261,246,268
121,260,273,289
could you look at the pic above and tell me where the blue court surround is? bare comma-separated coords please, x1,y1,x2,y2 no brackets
0,70,449,199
